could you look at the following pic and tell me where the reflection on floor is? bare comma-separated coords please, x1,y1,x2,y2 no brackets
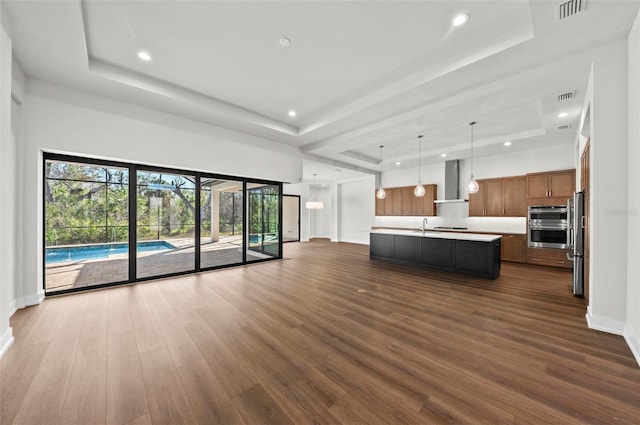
45,235,263,291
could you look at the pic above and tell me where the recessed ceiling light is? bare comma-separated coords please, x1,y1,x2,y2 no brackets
288,110,297,117
441,153,447,158
504,141,512,146
557,111,569,118
452,13,469,27
395,161,401,166
137,50,152,61
279,37,291,47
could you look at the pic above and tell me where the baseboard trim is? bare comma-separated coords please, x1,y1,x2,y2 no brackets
585,308,625,335
8,299,17,318
24,290,45,306
9,290,45,318
0,327,14,359
624,323,640,367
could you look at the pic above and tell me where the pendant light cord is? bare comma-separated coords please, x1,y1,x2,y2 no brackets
469,122,476,177
379,145,384,185
418,135,423,184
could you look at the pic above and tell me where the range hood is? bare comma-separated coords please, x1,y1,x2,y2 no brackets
433,160,468,204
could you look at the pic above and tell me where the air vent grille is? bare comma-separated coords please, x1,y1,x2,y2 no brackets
557,91,576,102
559,0,586,20
557,124,572,130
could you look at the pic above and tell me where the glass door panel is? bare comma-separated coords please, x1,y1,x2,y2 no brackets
136,171,196,278
247,183,281,261
200,177,244,268
44,159,129,292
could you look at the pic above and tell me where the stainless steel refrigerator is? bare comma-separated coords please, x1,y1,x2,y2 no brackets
568,191,585,296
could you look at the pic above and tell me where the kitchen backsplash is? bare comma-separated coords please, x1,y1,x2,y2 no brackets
374,201,527,234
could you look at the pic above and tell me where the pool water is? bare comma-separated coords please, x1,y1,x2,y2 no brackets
46,241,176,264
249,234,278,244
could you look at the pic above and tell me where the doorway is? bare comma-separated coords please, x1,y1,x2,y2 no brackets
283,195,300,242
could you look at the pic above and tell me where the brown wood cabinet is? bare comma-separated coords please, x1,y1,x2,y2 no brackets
468,181,486,216
468,176,526,217
485,179,504,216
503,177,527,216
501,234,527,263
526,247,573,269
526,170,575,200
374,184,437,216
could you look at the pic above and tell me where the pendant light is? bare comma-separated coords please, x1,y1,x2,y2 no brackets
414,135,425,197
467,121,479,194
305,173,324,209
376,145,387,200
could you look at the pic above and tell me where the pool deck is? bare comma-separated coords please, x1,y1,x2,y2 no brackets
45,235,268,291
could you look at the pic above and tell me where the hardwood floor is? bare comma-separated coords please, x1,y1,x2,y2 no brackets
2,240,639,424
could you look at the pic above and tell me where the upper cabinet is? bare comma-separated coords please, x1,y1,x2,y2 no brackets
468,176,526,217
503,177,527,216
375,184,437,216
526,170,575,200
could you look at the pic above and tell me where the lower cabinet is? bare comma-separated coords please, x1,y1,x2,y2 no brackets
420,238,454,268
369,233,394,259
370,234,501,279
526,247,573,269
455,240,501,277
501,234,527,263
395,235,421,263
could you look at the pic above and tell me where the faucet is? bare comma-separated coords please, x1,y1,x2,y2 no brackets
422,217,428,235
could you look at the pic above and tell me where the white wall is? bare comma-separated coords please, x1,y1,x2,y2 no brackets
20,80,303,308
376,144,574,234
582,41,629,335
626,11,640,364
0,5,14,358
309,186,332,238
340,177,375,244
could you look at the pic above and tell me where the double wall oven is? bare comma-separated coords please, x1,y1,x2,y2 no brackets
528,205,570,249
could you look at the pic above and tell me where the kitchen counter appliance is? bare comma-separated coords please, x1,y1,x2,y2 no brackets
528,205,569,249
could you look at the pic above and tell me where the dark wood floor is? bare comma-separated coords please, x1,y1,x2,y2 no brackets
2,240,639,424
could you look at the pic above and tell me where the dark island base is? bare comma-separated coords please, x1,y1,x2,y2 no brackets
370,233,501,280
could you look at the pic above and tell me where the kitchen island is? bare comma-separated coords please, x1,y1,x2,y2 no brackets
370,229,502,279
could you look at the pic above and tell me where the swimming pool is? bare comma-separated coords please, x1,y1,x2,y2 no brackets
46,241,176,264
248,233,279,244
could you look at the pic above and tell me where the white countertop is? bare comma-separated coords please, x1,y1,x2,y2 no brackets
371,228,502,242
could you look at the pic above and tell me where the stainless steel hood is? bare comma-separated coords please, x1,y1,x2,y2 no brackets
433,159,468,204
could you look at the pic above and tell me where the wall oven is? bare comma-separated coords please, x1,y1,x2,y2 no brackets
528,205,570,249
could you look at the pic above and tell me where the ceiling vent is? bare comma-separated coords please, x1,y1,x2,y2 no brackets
558,0,586,20
557,124,572,130
557,91,576,102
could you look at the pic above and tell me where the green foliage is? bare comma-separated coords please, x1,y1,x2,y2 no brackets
45,162,259,247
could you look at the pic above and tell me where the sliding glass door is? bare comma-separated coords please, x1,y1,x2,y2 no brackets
44,159,129,291
136,170,196,279
43,154,282,295
200,177,244,268
247,183,281,260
